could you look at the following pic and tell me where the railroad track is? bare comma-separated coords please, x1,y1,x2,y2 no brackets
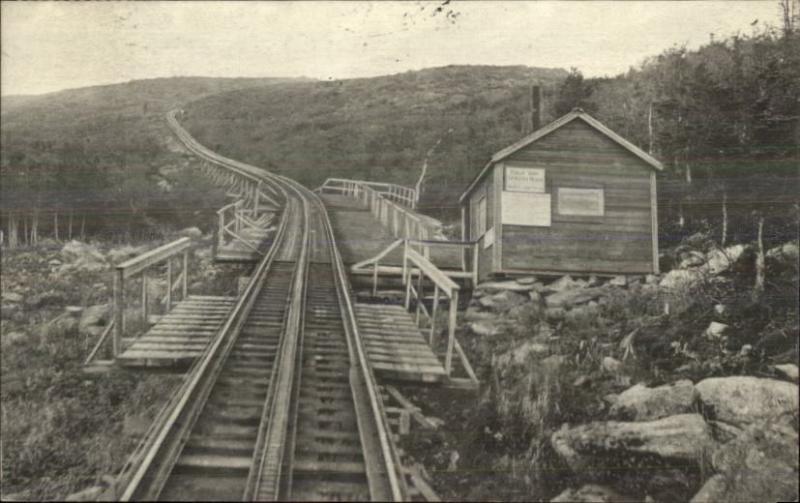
112,112,404,501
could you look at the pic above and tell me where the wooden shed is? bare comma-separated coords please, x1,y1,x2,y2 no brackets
460,109,662,281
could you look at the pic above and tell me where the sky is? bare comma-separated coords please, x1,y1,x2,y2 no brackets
1,1,779,96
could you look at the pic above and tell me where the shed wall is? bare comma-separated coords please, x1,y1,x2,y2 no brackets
500,119,655,274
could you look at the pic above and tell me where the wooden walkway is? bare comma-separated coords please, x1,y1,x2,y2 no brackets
116,295,236,367
355,303,447,383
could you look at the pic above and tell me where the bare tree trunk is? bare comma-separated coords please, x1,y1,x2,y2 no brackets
68,211,73,240
31,211,38,245
753,215,765,302
54,212,59,241
23,214,29,246
8,213,18,248
647,102,654,154
721,189,728,246
80,214,86,240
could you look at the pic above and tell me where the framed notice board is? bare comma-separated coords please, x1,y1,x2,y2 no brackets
505,166,545,193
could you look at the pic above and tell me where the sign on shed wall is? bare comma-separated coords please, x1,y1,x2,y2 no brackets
505,166,545,193
501,191,551,226
557,187,605,216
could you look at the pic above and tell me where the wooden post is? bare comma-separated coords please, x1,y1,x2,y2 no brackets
404,270,412,311
445,290,458,375
415,271,423,325
372,261,379,297
166,258,173,311
218,210,225,249
141,267,148,324
429,285,439,345
182,250,189,300
473,241,480,286
402,240,408,285
113,269,124,357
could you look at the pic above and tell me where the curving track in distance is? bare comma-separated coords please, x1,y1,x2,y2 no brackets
112,111,405,501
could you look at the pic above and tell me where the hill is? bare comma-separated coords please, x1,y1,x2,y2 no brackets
180,65,569,217
1,76,309,243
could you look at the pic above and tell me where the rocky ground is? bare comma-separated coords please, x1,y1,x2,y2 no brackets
0,229,244,500
395,238,798,502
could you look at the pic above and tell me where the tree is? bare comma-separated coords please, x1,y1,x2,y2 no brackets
553,68,598,116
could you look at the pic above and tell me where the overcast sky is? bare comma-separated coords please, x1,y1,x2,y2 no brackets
1,1,778,96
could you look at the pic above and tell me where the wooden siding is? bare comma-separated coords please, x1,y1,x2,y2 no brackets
500,119,656,275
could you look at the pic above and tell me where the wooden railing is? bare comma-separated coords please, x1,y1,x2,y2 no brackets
216,200,275,254
317,177,417,208
402,247,476,386
316,178,442,243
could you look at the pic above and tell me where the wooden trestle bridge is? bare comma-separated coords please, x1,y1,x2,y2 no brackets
85,110,477,501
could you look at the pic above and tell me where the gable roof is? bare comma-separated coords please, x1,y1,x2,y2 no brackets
459,109,663,203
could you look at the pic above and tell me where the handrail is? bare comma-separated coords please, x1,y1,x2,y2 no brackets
83,319,115,366
116,237,192,279
404,247,459,295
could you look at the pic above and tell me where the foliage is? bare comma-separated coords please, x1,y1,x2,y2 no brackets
553,67,598,116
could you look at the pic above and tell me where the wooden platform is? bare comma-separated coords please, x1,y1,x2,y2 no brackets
355,303,448,383
321,194,461,270
116,295,236,367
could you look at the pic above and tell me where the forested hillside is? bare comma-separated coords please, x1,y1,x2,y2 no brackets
1,77,306,246
181,65,569,217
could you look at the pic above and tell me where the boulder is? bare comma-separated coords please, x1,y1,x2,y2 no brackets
478,290,527,312
551,414,718,473
601,356,622,373
695,376,799,427
691,422,798,503
705,244,748,275
704,321,729,340
79,304,111,334
659,269,704,289
773,363,799,383
464,307,496,322
766,241,799,264
477,280,534,293
61,240,106,264
543,275,586,293
645,274,659,285
528,290,542,304
178,226,203,239
545,287,604,309
609,380,698,421
516,276,537,285
608,275,627,287
679,251,706,269
2,292,23,303
551,485,628,502
469,321,500,337
495,341,549,368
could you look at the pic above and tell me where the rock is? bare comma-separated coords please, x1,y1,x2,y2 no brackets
478,290,527,312
528,290,542,304
773,363,799,383
477,280,534,293
659,269,704,289
495,341,550,367
645,274,659,285
543,275,586,293
79,304,111,334
61,240,106,264
25,290,66,309
713,304,728,317
540,354,566,372
545,287,604,309
609,380,698,421
178,226,203,239
695,376,799,427
573,375,591,387
194,247,212,260
51,315,79,334
464,307,496,322
65,305,84,316
679,251,706,268
2,292,23,303
608,275,627,287
704,321,729,340
469,321,500,337
551,414,718,473
65,485,106,501
3,331,27,345
516,276,537,285
692,422,798,503
551,485,627,502
534,321,554,340
705,244,748,275
766,241,799,264
601,356,622,373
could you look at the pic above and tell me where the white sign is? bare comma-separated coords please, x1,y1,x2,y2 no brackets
558,188,605,216
483,226,495,248
501,191,551,226
505,166,545,193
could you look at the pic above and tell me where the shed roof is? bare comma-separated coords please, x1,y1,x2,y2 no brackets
459,109,663,203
